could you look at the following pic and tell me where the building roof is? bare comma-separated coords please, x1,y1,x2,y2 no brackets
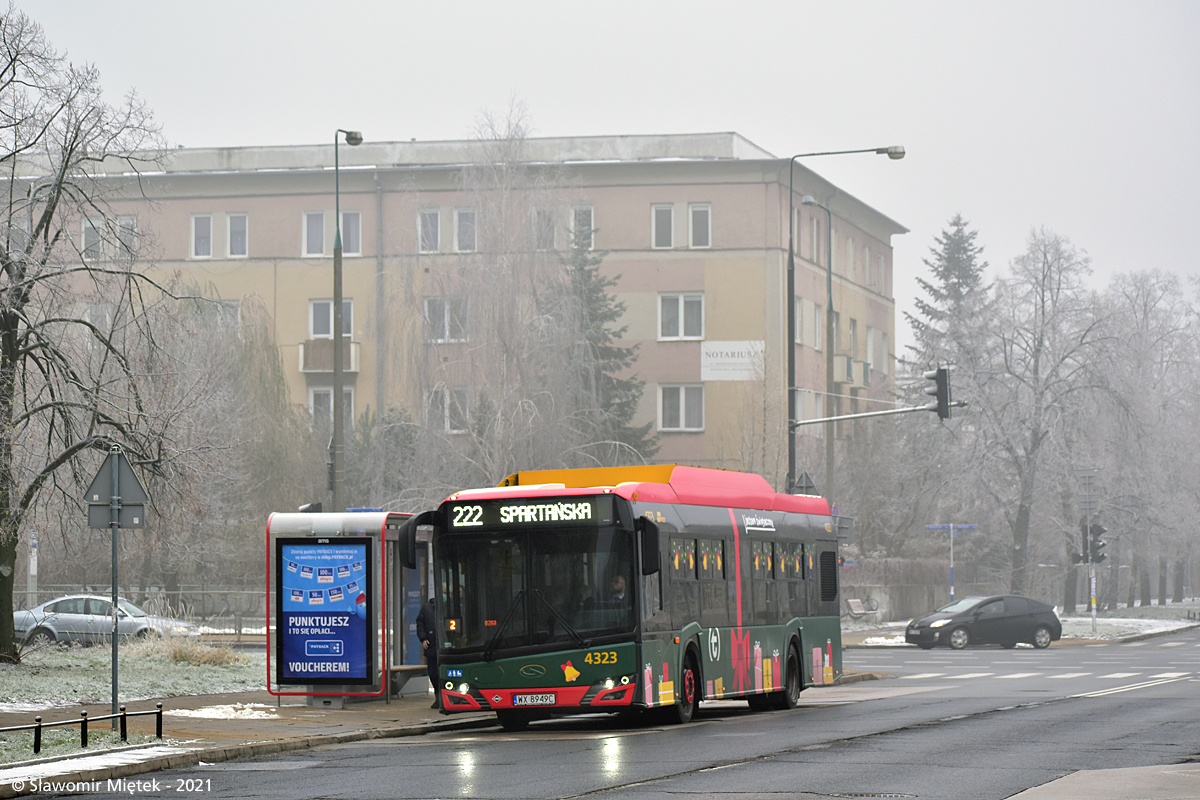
153,132,778,175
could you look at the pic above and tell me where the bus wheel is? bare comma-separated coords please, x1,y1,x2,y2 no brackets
669,653,699,724
496,710,533,731
771,647,802,710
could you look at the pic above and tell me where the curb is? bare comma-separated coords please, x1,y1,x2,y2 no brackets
0,714,496,798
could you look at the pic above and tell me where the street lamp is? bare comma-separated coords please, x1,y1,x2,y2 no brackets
332,128,363,513
784,146,903,498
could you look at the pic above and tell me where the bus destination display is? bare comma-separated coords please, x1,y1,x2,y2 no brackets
449,496,614,529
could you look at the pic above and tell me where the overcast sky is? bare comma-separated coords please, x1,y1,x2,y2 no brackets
22,1,1200,353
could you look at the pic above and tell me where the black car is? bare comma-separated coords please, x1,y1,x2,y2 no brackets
905,594,1062,650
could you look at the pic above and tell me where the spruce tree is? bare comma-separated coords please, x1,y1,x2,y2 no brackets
905,213,990,364
550,225,657,464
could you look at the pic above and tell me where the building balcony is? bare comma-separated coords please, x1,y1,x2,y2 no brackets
832,354,854,385
299,339,360,373
853,360,871,389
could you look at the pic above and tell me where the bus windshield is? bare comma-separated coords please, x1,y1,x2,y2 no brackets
437,526,634,654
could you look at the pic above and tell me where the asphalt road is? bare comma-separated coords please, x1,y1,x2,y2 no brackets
71,629,1200,800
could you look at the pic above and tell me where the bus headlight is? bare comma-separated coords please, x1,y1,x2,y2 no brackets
458,683,470,694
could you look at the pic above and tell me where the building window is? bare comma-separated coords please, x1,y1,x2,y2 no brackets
228,214,247,258
813,304,822,351
116,215,137,261
419,209,439,253
424,297,467,343
689,203,710,249
809,216,819,264
864,245,872,288
877,254,886,292
341,211,361,256
660,294,703,340
572,206,594,250
660,384,704,431
304,212,324,257
427,386,470,433
652,204,673,249
533,208,556,250
866,325,876,374
309,299,353,339
454,209,476,253
192,215,212,259
310,387,353,429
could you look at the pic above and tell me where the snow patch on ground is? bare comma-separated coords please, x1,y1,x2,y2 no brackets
164,703,277,720
849,617,1195,647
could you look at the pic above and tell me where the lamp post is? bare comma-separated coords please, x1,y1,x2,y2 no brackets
332,128,363,513
784,146,903,498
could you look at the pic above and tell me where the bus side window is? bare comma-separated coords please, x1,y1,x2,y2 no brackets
670,538,697,581
819,549,838,603
642,570,663,618
698,538,724,580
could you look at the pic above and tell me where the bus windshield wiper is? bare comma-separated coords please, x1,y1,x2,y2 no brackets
530,589,590,649
483,590,525,662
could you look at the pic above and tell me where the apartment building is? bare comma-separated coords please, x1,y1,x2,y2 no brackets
98,132,905,489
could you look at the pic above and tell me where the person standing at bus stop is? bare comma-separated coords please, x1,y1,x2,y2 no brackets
416,597,440,709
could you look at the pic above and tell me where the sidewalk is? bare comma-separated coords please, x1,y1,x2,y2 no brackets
0,691,493,798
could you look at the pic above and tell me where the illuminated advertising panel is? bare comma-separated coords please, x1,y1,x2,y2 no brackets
275,537,373,685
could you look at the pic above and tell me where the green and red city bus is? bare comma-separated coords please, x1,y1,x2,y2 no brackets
398,464,842,729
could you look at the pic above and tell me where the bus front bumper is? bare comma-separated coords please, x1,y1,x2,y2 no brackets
441,679,637,712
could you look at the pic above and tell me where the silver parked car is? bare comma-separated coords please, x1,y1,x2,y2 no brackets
13,594,200,647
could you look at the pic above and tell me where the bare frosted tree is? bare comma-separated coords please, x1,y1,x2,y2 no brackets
1088,272,1200,607
968,229,1104,594
0,7,174,661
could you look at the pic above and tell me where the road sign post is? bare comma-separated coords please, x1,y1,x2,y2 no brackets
85,445,150,728
925,523,979,602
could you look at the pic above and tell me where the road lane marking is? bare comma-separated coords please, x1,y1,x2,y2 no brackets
1122,642,1148,647
947,673,994,679
1046,673,1091,679
1074,676,1190,697
1158,642,1186,647
1098,672,1140,678
1150,672,1190,678
900,673,945,679
995,672,1041,679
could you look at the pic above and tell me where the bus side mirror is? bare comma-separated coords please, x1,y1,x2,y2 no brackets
398,510,439,570
638,517,660,575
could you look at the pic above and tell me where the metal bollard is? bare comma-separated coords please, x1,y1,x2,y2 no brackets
80,710,88,748
33,717,42,755
155,703,163,739
120,705,127,741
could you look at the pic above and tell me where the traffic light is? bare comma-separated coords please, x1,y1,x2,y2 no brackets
1078,517,1090,564
1089,522,1107,564
924,366,952,419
